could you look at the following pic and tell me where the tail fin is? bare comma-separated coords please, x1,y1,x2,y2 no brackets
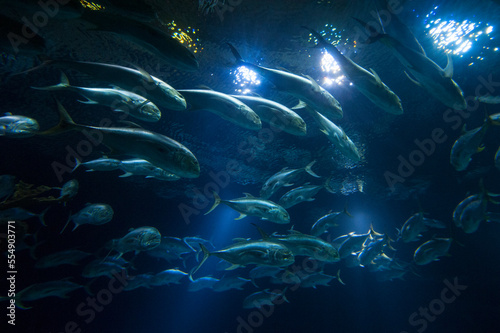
71,157,82,173
205,191,222,215
189,243,211,281
336,269,346,286
60,213,73,234
324,176,335,194
31,72,70,91
226,43,245,65
40,99,78,136
343,202,353,218
304,160,321,178
37,207,50,227
10,55,54,77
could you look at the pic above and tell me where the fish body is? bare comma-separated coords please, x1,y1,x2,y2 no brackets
399,212,428,242
188,277,219,292
267,231,340,262
72,157,122,172
0,114,39,138
35,249,90,269
43,100,199,178
306,27,403,115
260,160,320,199
450,116,497,171
243,288,287,308
231,94,307,135
376,33,466,110
227,43,343,120
459,199,487,233
32,73,161,122
12,279,84,309
111,226,161,257
65,203,114,232
0,207,48,225
39,59,186,109
123,274,153,291
311,207,351,236
358,235,391,267
150,269,188,286
414,238,452,265
206,192,290,224
178,89,262,130
278,184,325,209
453,194,480,227
338,232,371,259
82,259,125,279
118,159,180,180
308,110,361,161
59,179,79,200
300,273,336,288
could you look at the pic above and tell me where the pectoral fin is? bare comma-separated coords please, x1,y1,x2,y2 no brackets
444,54,454,78
235,213,247,220
404,72,422,87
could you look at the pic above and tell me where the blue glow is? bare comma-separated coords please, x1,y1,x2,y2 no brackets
231,66,260,93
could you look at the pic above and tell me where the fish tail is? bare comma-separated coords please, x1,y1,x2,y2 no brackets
351,17,386,44
487,112,500,126
336,269,346,286
204,191,221,215
9,55,54,77
343,201,353,218
369,223,384,237
304,160,321,178
226,43,245,65
71,157,82,173
281,286,290,303
37,207,50,227
189,243,211,281
31,71,70,91
324,176,335,194
60,212,72,234
40,98,78,135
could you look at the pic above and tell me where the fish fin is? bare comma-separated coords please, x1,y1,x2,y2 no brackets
38,207,50,227
78,97,99,104
369,68,382,84
404,71,422,87
320,129,329,135
336,269,345,285
205,191,221,215
477,145,485,153
242,192,255,198
277,66,293,73
40,98,78,135
251,223,270,240
16,300,32,310
343,203,353,218
283,183,294,187
70,157,81,173
126,62,155,84
444,53,454,78
119,172,133,178
60,212,73,234
31,71,71,91
304,75,321,92
304,160,321,178
324,176,335,193
196,85,214,90
117,120,144,129
71,223,79,232
235,213,247,220
292,100,308,110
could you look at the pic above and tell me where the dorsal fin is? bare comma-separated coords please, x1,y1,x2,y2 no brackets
369,68,382,84
251,223,270,239
444,54,454,78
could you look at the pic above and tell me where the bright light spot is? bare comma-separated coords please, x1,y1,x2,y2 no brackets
321,52,340,74
232,66,261,91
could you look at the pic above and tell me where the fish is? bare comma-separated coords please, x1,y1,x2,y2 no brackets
300,271,341,288
338,229,374,259
0,175,16,201
243,288,288,308
183,237,215,251
310,206,352,236
231,94,307,136
260,160,320,199
459,198,488,234
30,59,187,110
81,11,199,72
278,182,332,209
32,73,162,122
304,27,403,115
227,43,343,120
178,89,262,131
367,253,394,272
358,19,467,110
190,241,295,279
57,179,79,201
249,266,284,286
42,99,200,178
212,276,252,292
150,269,188,286
0,207,49,226
123,274,154,291
188,276,219,292
110,226,161,258
71,157,122,173
0,113,39,138
307,109,362,162
450,114,500,171
35,249,91,269
118,159,180,181
414,238,452,265
398,212,428,243
61,203,114,233
205,192,290,224
358,235,394,267
256,226,340,263
453,194,480,228
3,279,85,309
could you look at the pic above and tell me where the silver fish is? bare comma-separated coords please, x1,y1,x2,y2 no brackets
278,183,330,209
188,276,219,292
0,207,49,226
58,179,79,200
42,100,200,178
306,27,403,115
260,160,320,199
32,73,161,122
0,113,39,138
311,207,352,236
111,226,161,257
398,212,428,243
213,276,252,292
61,203,114,233
231,94,307,136
414,238,452,265
178,89,262,131
118,159,180,181
243,288,288,308
82,259,125,279
206,192,290,224
72,157,122,173
150,269,188,286
123,274,154,291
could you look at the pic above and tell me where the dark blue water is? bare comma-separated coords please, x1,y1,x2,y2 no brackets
1,1,500,332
